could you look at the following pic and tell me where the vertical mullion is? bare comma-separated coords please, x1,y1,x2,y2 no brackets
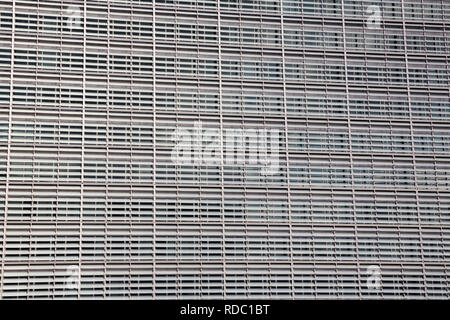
0,0,15,300
340,0,362,298
216,0,227,300
78,0,87,300
152,0,157,300
401,0,428,299
279,0,295,300
104,0,111,300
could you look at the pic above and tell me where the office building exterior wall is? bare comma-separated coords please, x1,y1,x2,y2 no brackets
0,0,449,298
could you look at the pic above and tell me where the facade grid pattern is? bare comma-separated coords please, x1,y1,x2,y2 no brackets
0,0,449,299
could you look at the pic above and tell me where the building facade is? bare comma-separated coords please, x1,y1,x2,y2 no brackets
0,0,449,299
